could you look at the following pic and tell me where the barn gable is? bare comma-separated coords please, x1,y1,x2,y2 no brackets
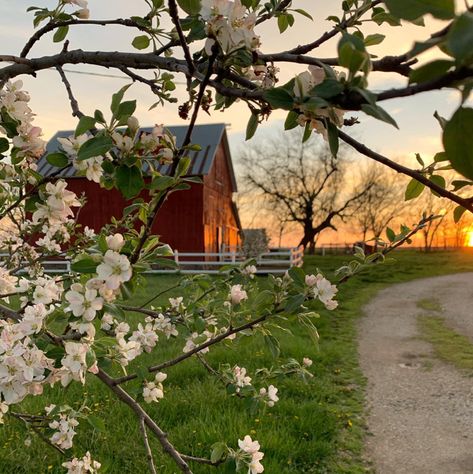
37,123,241,253
37,123,237,192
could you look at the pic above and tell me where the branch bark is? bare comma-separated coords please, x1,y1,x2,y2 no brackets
338,129,473,213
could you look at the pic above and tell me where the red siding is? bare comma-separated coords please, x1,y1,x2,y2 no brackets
63,137,240,254
203,143,240,253
65,179,205,253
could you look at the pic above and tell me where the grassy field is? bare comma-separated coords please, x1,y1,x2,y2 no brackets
2,250,473,473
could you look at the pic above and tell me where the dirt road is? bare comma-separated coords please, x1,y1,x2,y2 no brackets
359,273,473,474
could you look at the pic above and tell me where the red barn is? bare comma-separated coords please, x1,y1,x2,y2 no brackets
37,123,241,253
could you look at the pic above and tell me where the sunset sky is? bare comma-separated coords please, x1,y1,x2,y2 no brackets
1,1,470,245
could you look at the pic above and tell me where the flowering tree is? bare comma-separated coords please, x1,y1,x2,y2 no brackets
0,0,473,472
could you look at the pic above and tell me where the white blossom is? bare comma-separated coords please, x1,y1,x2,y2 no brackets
143,372,167,403
96,250,132,290
229,284,247,305
259,385,279,407
62,451,101,474
49,413,79,450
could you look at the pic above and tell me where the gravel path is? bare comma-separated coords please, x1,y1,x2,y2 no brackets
359,273,473,474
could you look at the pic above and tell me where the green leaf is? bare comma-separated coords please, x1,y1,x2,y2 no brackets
253,290,274,313
361,104,398,128
0,138,9,153
115,100,137,124
429,174,446,196
264,334,280,359
285,294,305,314
149,175,175,191
454,205,467,223
132,35,150,50
284,111,299,130
53,25,69,42
405,178,425,200
311,79,344,99
364,33,385,47
371,11,402,26
434,151,448,162
115,165,145,199
111,85,132,116
443,107,473,180
78,135,114,161
210,442,227,464
46,152,69,168
278,14,289,33
246,113,259,140
302,121,312,143
384,0,455,21
409,60,454,84
94,109,106,123
327,120,339,158
338,33,369,73
294,8,313,20
263,88,294,110
176,156,190,177
386,227,396,242
71,257,98,273
177,0,201,15
87,415,106,432
446,12,473,65
75,116,96,137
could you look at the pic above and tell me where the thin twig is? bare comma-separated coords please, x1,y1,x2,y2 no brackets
56,66,84,118
20,18,155,58
96,369,192,473
139,416,158,474
112,311,272,385
168,0,195,75
338,130,473,214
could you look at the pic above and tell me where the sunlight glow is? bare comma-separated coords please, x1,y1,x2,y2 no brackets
466,229,473,247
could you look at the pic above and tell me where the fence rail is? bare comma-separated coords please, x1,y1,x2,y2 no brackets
0,247,304,276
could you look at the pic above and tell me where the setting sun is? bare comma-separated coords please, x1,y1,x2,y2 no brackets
465,228,473,247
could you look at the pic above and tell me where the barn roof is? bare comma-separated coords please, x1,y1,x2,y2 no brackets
37,123,237,192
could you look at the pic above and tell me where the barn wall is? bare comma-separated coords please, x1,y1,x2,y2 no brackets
65,179,205,253
203,142,240,253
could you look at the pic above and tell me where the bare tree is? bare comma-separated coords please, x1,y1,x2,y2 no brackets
355,163,408,248
239,131,373,254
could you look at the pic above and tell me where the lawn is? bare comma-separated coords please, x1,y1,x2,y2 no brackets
2,250,473,473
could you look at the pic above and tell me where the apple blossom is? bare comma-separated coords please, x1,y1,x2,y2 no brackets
229,284,248,305
96,250,132,290
62,451,101,474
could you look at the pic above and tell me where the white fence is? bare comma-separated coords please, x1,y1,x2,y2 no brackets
149,247,304,274
3,247,304,276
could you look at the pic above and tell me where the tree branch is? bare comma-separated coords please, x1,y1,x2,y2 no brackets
139,417,158,474
338,129,473,213
112,311,273,386
20,18,156,58
96,369,192,473
168,0,195,76
56,66,84,118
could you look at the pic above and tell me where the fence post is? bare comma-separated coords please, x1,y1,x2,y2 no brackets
231,250,236,264
289,248,293,268
174,250,179,270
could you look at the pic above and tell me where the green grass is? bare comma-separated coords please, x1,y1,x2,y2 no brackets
2,250,473,473
416,298,443,313
418,315,473,374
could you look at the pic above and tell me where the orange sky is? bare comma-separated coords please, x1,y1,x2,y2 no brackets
1,1,471,247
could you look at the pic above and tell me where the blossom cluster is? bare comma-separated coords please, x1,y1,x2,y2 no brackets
293,66,346,139
143,372,167,403
200,0,260,55
238,435,265,474
62,451,101,474
48,409,80,450
0,80,46,168
305,273,338,310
